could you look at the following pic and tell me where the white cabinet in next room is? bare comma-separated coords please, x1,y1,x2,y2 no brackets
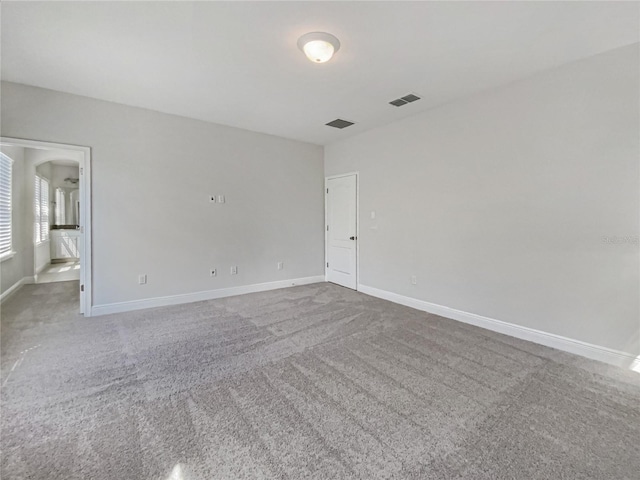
50,229,80,260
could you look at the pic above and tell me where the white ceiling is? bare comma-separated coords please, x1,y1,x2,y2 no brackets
2,1,638,146
27,147,82,165
49,159,80,167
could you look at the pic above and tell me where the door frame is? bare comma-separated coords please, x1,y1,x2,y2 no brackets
324,172,359,290
1,137,93,316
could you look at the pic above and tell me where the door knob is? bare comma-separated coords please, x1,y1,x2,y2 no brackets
349,236,356,240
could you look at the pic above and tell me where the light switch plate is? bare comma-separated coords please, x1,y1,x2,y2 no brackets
218,195,225,204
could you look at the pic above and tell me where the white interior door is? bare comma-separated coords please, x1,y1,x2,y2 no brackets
326,174,357,289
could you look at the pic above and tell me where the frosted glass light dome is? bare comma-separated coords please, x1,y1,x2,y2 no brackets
303,40,335,63
297,32,341,64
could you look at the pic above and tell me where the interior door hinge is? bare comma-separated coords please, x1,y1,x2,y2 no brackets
80,167,83,175
80,284,84,292
326,188,328,193
326,225,329,231
326,262,329,268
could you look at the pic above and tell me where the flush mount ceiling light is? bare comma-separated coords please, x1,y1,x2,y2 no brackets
297,32,341,63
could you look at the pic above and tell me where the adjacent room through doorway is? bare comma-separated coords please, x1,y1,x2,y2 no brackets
33,156,81,284
0,138,92,315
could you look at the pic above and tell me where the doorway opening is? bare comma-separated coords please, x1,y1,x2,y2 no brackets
0,138,92,315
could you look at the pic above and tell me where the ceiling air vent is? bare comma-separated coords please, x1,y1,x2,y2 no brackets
389,93,421,107
325,119,355,129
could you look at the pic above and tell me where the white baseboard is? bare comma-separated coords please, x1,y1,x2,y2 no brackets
0,277,26,304
358,284,638,370
91,275,326,317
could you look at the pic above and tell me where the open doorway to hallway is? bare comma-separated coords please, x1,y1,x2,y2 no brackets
0,138,92,315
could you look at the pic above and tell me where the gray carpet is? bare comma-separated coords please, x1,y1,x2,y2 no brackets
1,281,639,480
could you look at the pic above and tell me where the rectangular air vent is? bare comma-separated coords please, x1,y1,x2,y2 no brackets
389,93,421,107
389,99,407,107
401,94,420,103
325,119,355,129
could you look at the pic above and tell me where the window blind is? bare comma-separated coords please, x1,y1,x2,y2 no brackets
0,154,12,256
35,175,50,244
55,188,66,225
34,175,40,243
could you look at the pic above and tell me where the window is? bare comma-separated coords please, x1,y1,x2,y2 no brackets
0,153,13,258
55,188,66,225
35,174,50,244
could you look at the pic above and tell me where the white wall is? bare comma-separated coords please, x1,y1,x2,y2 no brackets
34,240,50,274
325,44,639,356
50,164,79,189
35,161,52,179
1,82,325,307
0,145,26,294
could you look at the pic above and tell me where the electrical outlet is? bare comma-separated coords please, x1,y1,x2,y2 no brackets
210,268,217,277
138,274,147,285
230,266,238,275
277,261,284,270
410,275,417,285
